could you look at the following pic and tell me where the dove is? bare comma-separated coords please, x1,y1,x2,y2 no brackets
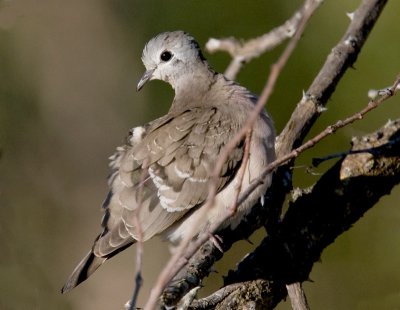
62,31,275,293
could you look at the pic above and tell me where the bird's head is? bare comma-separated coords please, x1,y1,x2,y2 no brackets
137,31,207,91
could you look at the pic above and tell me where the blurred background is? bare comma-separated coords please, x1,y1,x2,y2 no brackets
1,0,399,309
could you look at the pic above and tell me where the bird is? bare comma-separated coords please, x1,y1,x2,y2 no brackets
61,31,276,293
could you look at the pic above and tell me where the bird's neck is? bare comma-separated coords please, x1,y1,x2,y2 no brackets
170,63,218,111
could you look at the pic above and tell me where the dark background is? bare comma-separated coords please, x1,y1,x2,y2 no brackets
1,1,399,309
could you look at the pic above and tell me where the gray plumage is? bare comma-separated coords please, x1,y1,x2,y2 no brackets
62,31,275,293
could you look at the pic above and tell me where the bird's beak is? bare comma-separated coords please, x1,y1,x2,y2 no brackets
137,68,155,91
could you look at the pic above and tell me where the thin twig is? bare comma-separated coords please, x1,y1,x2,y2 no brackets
144,2,322,309
127,159,149,310
228,129,252,215
236,75,400,208
206,0,324,80
312,135,400,167
368,83,400,99
276,0,389,157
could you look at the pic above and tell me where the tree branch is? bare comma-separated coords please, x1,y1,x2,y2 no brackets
193,118,400,309
205,0,324,80
276,0,388,156
159,0,390,308
286,282,310,310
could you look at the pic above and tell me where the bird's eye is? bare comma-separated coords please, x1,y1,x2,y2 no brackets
160,50,173,62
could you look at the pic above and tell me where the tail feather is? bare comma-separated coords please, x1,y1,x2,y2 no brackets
62,239,135,293
61,251,106,294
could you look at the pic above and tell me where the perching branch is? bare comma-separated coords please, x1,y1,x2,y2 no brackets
189,118,400,309
159,0,390,308
161,72,399,308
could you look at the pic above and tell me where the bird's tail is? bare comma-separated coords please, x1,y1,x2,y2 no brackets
61,251,106,294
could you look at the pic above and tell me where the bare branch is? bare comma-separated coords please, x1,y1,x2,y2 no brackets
286,282,310,310
181,76,399,307
161,72,398,310
188,283,243,309
228,130,252,215
190,280,285,310
276,0,389,157
368,82,400,99
176,287,202,310
126,159,149,310
206,0,324,80
158,0,390,307
236,74,400,212
204,118,400,309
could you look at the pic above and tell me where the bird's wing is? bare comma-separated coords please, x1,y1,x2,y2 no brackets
94,107,244,257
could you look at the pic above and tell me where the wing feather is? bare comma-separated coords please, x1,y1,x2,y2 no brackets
93,107,244,258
